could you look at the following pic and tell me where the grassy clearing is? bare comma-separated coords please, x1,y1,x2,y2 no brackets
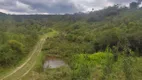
22,66,71,80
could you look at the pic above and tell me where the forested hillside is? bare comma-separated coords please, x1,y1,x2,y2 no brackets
40,7,142,80
0,1,142,80
0,17,49,73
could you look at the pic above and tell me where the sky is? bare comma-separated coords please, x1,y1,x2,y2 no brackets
0,0,138,14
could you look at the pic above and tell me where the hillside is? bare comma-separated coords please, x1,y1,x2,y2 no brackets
0,3,142,80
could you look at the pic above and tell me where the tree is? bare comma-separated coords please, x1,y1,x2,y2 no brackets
130,2,139,9
130,0,142,9
137,0,142,4
8,40,24,53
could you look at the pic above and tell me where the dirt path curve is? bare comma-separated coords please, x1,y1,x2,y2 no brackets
0,31,56,80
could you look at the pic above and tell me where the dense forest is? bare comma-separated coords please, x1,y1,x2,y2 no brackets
0,1,142,80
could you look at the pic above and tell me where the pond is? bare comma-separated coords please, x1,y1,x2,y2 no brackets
43,56,67,70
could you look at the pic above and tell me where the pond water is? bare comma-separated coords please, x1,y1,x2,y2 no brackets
43,56,67,70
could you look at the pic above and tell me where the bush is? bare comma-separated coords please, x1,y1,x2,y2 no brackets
8,40,24,54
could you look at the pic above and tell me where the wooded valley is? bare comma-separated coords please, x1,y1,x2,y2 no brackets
0,1,142,80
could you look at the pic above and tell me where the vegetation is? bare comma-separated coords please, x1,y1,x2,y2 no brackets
0,19,49,77
0,1,142,80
